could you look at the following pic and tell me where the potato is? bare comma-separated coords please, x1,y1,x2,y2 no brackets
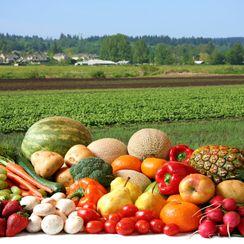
54,167,74,187
64,144,94,167
216,180,244,203
31,150,64,178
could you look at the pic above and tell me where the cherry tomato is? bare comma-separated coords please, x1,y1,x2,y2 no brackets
108,213,122,223
77,208,100,223
150,219,165,233
86,220,104,234
135,220,150,234
128,216,139,224
100,217,107,224
135,210,155,221
163,224,180,236
121,204,138,217
104,220,117,234
116,217,135,235
82,202,97,210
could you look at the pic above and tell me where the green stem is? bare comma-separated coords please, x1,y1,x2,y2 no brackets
164,173,172,185
67,188,85,199
177,152,187,161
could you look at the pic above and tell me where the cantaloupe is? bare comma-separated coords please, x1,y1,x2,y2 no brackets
88,138,127,164
127,128,172,160
114,169,151,191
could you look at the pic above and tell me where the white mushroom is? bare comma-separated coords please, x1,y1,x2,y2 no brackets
27,214,42,233
56,199,75,216
64,216,84,234
54,210,67,222
41,215,64,235
68,211,78,219
50,192,66,201
20,196,40,211
41,198,57,206
33,203,56,217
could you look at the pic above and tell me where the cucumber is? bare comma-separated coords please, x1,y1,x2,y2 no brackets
16,154,65,193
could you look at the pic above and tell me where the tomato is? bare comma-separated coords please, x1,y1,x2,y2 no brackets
86,220,104,234
163,224,180,236
135,220,150,234
108,213,122,223
77,208,100,223
121,204,138,217
116,218,135,235
135,210,155,221
150,219,165,233
104,220,117,234
82,202,97,210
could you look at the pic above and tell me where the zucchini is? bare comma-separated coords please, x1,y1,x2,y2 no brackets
16,154,65,193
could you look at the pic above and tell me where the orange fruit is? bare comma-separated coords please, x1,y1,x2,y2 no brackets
141,157,167,178
160,201,201,232
111,155,142,173
167,194,184,203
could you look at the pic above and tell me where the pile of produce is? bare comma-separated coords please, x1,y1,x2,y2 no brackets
0,116,243,238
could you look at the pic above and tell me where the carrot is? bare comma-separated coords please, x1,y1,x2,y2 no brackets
0,165,43,199
21,189,42,200
21,189,31,197
5,162,53,193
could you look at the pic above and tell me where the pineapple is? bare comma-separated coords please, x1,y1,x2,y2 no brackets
189,145,244,184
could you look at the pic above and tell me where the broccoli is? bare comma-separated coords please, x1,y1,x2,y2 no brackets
70,157,113,187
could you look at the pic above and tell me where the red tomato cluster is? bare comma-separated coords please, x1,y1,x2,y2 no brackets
77,204,180,236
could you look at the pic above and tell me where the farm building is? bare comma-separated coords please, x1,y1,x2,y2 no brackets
194,60,205,64
53,53,68,62
75,59,116,66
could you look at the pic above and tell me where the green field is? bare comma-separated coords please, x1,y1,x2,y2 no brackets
0,85,244,150
1,64,244,79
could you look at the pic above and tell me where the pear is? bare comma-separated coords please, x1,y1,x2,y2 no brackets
97,185,133,217
144,181,160,194
135,185,167,217
110,177,142,202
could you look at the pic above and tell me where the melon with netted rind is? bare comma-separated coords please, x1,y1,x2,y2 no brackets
88,138,127,164
114,169,151,191
127,128,172,160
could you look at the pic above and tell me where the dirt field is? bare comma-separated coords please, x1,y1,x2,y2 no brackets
1,75,244,90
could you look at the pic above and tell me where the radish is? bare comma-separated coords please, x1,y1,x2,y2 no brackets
237,218,244,236
238,206,244,217
198,220,217,238
217,224,234,237
222,198,237,211
210,196,224,207
223,211,240,228
206,208,223,223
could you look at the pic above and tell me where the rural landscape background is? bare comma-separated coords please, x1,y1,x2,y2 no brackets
0,0,244,151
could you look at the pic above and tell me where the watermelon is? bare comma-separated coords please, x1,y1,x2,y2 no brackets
21,116,92,160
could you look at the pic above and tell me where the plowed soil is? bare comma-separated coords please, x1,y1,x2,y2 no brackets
1,75,244,90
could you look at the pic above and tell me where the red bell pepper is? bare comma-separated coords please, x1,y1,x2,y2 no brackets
155,161,198,195
169,144,194,165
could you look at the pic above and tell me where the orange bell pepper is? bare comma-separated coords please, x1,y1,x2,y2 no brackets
67,177,107,207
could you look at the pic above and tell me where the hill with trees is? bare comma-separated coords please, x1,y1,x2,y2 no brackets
0,33,243,65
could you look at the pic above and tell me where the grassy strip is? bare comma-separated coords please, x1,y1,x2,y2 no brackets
1,119,243,153
1,65,244,79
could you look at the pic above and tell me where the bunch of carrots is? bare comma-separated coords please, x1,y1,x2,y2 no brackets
0,156,52,200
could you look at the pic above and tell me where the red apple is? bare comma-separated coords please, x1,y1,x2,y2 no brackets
179,173,215,205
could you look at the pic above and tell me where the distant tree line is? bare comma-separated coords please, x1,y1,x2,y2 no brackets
0,33,243,65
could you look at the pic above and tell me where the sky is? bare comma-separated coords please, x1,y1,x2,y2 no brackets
0,0,243,39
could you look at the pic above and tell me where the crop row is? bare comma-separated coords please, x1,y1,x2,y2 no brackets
0,86,244,133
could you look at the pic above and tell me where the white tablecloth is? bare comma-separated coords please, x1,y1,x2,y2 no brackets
0,232,242,244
